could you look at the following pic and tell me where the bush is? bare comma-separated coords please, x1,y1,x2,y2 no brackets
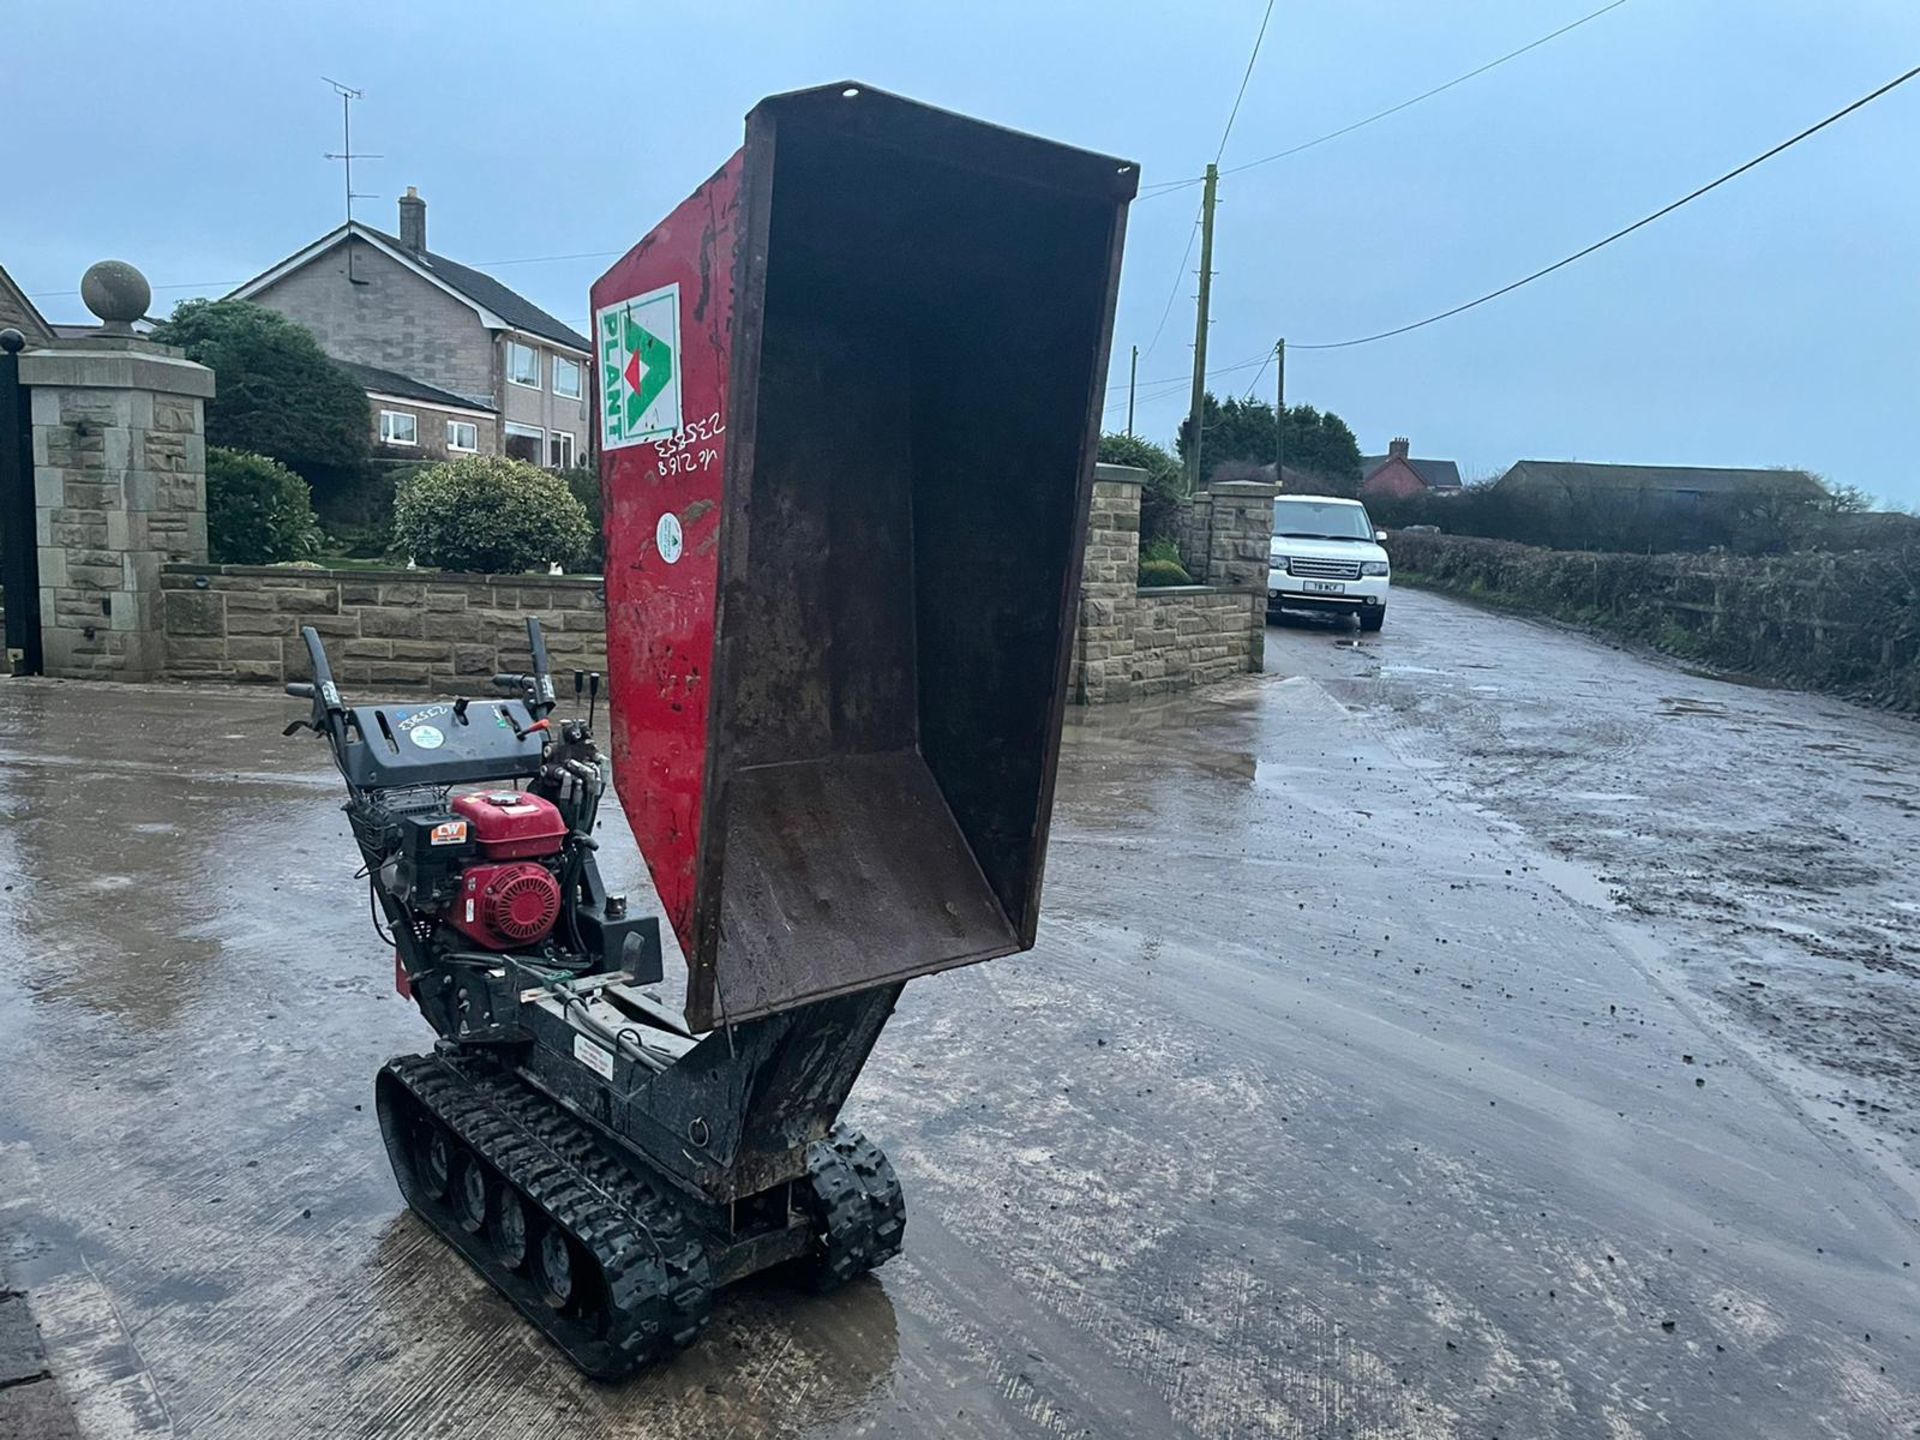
392,456,594,574
204,447,322,565
1139,557,1193,587
559,465,604,572
1099,432,1184,553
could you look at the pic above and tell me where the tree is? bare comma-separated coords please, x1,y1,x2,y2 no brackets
204,447,322,565
1097,432,1183,550
1176,394,1362,490
392,456,593,573
150,299,370,478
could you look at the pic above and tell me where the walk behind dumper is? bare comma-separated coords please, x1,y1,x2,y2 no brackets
289,84,1135,1377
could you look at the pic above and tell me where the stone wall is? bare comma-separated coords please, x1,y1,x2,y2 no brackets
1129,586,1264,698
160,565,606,689
1070,463,1266,704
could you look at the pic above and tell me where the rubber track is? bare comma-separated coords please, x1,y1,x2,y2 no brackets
797,1123,906,1292
379,1051,712,1379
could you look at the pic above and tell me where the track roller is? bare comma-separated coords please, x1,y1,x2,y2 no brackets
793,1124,906,1293
376,1051,712,1379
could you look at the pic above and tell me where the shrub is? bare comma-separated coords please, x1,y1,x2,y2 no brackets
1099,432,1183,553
1139,558,1193,587
204,446,322,565
392,456,594,574
558,465,604,572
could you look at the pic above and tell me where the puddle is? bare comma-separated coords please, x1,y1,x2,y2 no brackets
1525,850,1623,912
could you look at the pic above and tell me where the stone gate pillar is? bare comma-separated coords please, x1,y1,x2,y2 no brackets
1070,462,1144,704
19,263,213,680
1198,477,1276,673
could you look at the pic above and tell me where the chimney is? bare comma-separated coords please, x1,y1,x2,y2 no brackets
399,186,426,252
1389,436,1410,461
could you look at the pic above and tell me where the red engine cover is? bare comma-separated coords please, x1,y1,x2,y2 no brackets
448,861,563,951
451,790,567,860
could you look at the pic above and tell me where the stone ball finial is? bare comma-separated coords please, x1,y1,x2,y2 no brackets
0,328,25,355
80,260,152,332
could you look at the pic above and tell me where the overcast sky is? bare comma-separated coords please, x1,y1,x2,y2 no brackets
8,1,1917,502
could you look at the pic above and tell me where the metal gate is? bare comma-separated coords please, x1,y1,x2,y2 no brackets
0,328,41,675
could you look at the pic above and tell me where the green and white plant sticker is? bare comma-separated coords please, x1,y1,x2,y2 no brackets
598,283,682,450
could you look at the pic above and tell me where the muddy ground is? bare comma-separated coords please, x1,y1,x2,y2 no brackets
0,588,1914,1438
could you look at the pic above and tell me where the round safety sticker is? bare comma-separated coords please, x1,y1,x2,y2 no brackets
410,724,445,750
656,512,684,564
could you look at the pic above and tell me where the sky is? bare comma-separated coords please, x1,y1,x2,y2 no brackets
7,1,1918,502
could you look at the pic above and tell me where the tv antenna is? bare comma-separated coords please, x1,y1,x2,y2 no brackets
322,77,381,283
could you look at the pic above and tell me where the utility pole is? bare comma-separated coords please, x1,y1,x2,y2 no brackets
1126,345,1138,437
323,77,380,283
1183,163,1219,492
1273,337,1286,483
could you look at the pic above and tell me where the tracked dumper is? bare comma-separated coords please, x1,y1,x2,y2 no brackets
290,83,1135,1377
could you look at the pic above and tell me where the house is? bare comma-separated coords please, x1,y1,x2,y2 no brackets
228,188,590,470
1359,438,1461,501
0,265,56,344
1492,461,1825,505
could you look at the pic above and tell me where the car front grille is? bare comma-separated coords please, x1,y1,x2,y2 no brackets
1287,557,1362,581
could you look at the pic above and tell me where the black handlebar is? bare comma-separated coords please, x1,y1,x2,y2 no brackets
286,682,315,699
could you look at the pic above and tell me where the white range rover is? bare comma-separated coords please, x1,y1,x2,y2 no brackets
1267,495,1391,632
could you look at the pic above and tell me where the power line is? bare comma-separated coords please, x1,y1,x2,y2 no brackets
1139,199,1203,362
1216,0,1277,164
1141,1,1276,365
1291,62,1920,352
1108,348,1273,395
1137,0,1631,200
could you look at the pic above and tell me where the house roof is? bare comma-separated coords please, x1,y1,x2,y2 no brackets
228,223,591,355
0,264,55,344
356,224,591,353
1361,454,1462,490
337,359,498,414
1496,461,1824,499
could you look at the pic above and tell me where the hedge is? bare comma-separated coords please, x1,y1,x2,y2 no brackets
1388,531,1920,711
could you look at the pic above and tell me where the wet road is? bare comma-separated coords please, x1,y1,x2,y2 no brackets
0,591,1915,1437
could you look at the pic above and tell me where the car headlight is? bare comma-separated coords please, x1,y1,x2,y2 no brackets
1361,560,1390,577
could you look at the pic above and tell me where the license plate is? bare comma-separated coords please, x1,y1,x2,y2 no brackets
1302,579,1346,594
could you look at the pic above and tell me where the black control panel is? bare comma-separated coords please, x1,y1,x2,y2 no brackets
339,700,548,790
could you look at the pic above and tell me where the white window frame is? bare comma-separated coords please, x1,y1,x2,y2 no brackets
504,421,546,465
507,340,541,390
446,418,479,453
547,431,575,469
551,355,582,399
378,409,418,446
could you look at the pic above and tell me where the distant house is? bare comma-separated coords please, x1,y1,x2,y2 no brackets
0,265,55,344
228,188,590,470
1493,461,1824,504
1360,438,1460,501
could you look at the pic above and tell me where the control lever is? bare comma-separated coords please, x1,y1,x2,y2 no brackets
588,672,601,730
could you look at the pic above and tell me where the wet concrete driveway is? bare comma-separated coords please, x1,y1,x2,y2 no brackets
1,589,1915,1437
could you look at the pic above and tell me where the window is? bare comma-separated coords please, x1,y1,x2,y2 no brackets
552,356,582,399
446,419,478,452
548,431,574,469
378,410,417,446
507,341,540,389
504,422,545,464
